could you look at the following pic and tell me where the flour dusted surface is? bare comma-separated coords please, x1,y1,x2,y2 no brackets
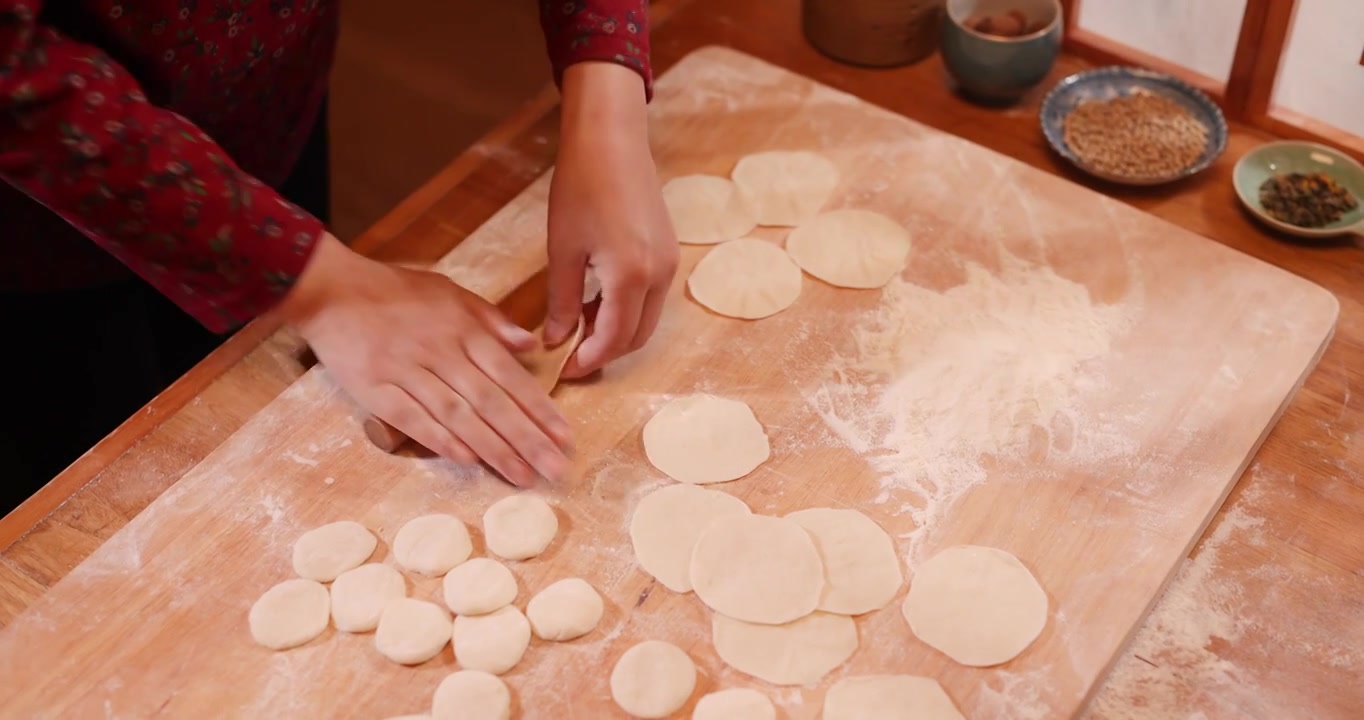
808,250,1135,560
0,46,1344,720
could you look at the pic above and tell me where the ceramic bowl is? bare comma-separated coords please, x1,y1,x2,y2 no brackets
941,0,1063,103
1040,66,1227,185
1232,140,1364,240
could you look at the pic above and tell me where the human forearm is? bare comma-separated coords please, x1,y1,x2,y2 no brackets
538,0,653,100
0,0,324,332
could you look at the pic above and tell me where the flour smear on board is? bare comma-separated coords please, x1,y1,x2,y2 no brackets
807,250,1137,561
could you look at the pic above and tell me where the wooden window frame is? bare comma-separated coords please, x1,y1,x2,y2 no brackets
1058,0,1364,157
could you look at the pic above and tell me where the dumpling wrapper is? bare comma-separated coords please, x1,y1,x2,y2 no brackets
688,238,803,320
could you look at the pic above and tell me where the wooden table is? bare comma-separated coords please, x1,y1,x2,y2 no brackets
2,1,1360,716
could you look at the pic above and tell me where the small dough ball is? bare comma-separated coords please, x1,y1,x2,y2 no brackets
901,545,1048,667
822,675,965,720
249,578,330,650
483,495,559,560
786,508,903,615
688,238,803,320
393,514,473,576
663,174,757,245
610,640,697,719
443,558,518,616
630,484,751,592
292,520,377,582
375,598,452,665
731,150,840,226
526,578,603,641
689,514,824,625
785,209,912,289
642,395,770,485
692,688,776,720
712,611,857,685
330,563,406,632
452,606,532,675
431,670,511,720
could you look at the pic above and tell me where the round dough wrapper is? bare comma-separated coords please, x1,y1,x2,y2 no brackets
330,563,406,633
731,151,840,227
443,558,518,616
483,495,559,560
526,578,603,641
431,670,511,720
712,611,857,686
375,598,452,665
689,514,824,625
629,484,751,592
822,675,965,720
692,688,776,720
642,395,770,485
785,209,912,289
663,174,757,245
688,238,803,319
452,606,531,675
292,520,377,582
249,578,330,650
786,508,903,615
901,545,1048,667
610,640,697,719
393,514,473,576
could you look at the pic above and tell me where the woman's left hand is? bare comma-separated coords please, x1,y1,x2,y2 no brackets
545,61,678,378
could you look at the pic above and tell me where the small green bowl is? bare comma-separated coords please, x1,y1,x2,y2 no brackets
1233,140,1364,240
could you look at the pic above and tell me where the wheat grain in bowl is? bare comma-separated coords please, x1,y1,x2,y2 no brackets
1062,90,1209,181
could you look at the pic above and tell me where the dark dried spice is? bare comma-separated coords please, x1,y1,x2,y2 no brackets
1258,172,1359,228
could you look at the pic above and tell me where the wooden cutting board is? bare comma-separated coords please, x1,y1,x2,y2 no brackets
0,47,1338,719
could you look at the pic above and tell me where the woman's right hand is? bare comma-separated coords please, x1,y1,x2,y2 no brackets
272,233,573,487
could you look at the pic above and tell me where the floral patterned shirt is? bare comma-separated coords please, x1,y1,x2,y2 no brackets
0,0,651,332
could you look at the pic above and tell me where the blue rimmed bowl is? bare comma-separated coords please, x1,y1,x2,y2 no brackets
1040,66,1228,185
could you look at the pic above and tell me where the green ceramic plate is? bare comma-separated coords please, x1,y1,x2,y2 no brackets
1233,140,1364,239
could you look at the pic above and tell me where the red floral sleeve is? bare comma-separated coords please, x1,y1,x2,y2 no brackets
0,0,323,333
539,0,653,100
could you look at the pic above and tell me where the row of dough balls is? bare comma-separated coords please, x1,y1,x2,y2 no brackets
248,496,604,720
662,151,913,321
